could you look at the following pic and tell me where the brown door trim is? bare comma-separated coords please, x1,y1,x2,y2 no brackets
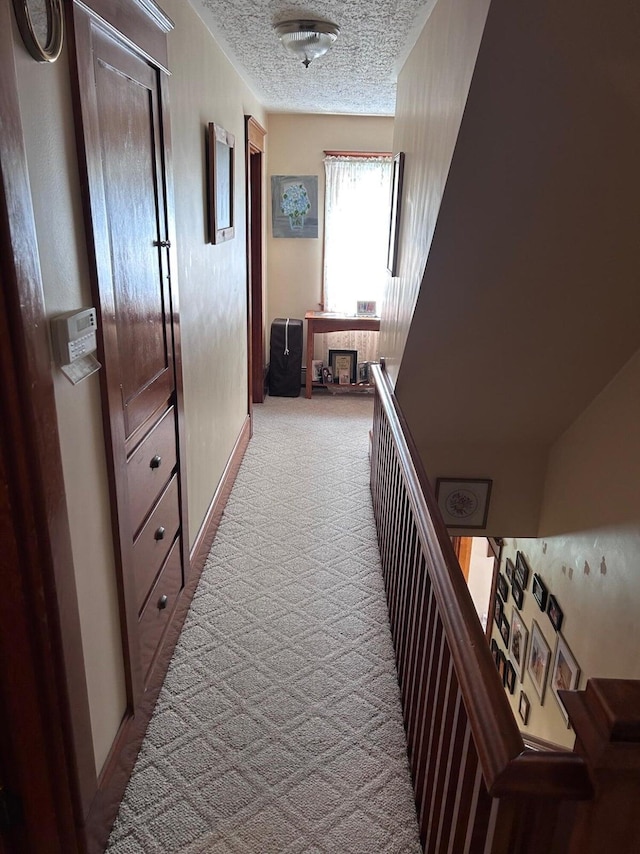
245,115,266,409
0,0,93,847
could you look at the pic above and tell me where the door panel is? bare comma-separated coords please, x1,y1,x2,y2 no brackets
94,35,174,438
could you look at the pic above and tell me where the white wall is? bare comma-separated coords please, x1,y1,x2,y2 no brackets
266,113,394,360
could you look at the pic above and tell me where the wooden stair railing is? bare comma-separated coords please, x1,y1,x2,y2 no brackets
370,362,640,853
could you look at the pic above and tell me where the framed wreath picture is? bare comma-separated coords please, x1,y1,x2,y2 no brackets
527,620,551,703
435,478,492,529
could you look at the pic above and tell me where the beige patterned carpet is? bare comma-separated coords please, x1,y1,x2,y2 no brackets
107,394,420,853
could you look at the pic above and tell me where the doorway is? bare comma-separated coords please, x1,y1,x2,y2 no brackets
245,116,266,405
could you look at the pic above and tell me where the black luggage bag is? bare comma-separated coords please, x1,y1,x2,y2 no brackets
269,317,303,397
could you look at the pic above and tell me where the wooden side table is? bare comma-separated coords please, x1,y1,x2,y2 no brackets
304,311,381,398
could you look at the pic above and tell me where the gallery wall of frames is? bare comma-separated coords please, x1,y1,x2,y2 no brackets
490,546,581,749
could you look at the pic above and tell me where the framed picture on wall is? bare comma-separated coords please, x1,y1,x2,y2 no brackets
518,691,531,725
509,607,529,681
532,573,548,611
515,551,530,589
527,620,551,703
435,478,492,529
207,122,235,244
511,578,524,609
387,151,405,275
551,635,580,724
547,594,564,632
497,572,509,603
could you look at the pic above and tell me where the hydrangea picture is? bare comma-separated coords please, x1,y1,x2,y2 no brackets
271,175,318,238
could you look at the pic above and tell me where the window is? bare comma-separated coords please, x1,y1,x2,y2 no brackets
323,154,392,316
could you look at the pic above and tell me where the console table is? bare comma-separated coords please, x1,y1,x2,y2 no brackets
304,311,381,399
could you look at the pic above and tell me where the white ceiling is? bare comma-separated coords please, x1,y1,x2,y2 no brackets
189,0,437,115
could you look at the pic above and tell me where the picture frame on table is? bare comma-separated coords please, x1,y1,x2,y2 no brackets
496,572,509,603
509,607,529,681
550,634,580,724
328,349,357,385
321,366,333,385
435,478,492,529
499,612,510,648
311,360,324,383
518,691,531,725
532,573,548,611
207,122,235,244
511,578,524,609
527,620,551,703
547,594,564,632
515,551,530,589
356,300,377,317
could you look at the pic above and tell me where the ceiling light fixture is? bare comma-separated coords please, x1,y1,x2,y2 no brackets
275,20,340,69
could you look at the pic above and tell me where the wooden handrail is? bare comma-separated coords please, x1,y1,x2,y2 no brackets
371,362,592,801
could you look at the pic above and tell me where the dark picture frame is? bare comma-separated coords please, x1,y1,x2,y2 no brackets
328,349,357,384
504,661,516,694
515,551,530,589
387,151,405,275
435,478,492,529
511,578,524,609
496,572,509,603
207,122,235,244
532,573,548,611
505,557,515,582
518,691,530,725
494,593,503,629
497,649,507,683
547,594,564,632
499,612,510,648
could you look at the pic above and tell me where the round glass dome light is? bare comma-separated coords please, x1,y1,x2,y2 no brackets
275,20,340,68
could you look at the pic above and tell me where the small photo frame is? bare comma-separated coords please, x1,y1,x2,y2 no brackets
435,478,492,529
321,366,333,385
509,607,529,681
311,360,324,382
496,572,509,603
505,557,515,582
532,573,548,611
356,300,377,317
504,661,516,694
328,349,357,385
527,620,551,703
357,362,371,383
494,593,504,628
511,578,524,609
515,551,530,589
338,370,350,386
518,691,530,725
499,612,510,648
551,634,580,724
490,637,499,665
547,594,564,632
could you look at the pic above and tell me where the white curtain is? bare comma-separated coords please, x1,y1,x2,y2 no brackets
320,155,392,363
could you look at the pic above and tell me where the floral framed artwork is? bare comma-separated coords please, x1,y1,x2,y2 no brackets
527,620,551,703
271,175,318,238
551,635,580,724
435,478,492,529
509,607,529,681
387,151,405,275
207,122,235,244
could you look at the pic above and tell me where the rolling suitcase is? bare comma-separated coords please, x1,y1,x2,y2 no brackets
269,317,303,397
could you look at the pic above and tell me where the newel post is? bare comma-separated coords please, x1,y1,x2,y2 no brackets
561,679,640,853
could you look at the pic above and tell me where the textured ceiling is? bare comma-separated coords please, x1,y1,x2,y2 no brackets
189,0,437,115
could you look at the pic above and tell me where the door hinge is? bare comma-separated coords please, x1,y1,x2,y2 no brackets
0,786,23,830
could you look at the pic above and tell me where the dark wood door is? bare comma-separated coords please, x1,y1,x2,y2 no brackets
71,5,188,710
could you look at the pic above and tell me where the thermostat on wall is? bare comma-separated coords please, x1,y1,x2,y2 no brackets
51,307,101,384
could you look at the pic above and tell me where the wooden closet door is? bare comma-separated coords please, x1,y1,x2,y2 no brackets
70,4,187,707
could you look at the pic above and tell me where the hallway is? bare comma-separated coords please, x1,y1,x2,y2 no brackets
107,395,420,853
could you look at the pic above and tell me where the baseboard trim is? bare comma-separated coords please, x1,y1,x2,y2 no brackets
190,413,251,571
83,414,252,854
